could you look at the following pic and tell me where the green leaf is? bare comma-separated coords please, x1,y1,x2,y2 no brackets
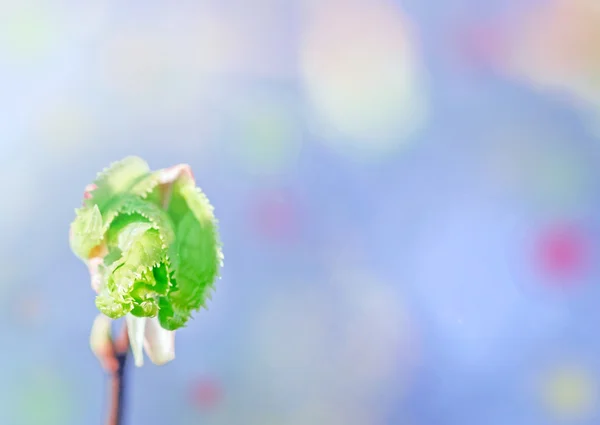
103,194,175,246
129,267,168,318
159,181,222,329
95,284,133,319
69,204,104,259
173,210,220,306
97,210,175,320
84,156,151,211
158,295,189,330
72,157,223,335
151,262,171,295
130,299,159,317
127,171,161,199
98,226,170,319
103,246,122,267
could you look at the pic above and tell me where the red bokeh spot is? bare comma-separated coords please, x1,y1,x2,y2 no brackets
250,190,301,243
188,378,223,411
535,224,590,283
12,293,44,328
454,23,506,69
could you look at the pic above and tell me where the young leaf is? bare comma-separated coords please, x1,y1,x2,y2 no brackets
159,180,222,329
103,194,175,246
70,204,104,260
72,157,223,340
99,226,170,320
84,156,151,211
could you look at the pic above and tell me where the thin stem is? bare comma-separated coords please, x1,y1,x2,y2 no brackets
106,325,130,425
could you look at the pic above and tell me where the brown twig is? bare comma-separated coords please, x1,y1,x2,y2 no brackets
104,324,130,425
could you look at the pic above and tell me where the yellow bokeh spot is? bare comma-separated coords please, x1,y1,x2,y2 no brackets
229,99,302,175
299,0,427,160
14,367,74,425
0,4,60,60
540,364,597,420
100,31,171,100
484,139,591,211
35,101,93,154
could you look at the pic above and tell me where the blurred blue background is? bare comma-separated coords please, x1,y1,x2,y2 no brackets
3,0,600,424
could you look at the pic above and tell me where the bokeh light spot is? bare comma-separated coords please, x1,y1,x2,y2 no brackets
225,92,303,176
34,99,94,155
12,292,44,328
529,149,592,210
188,377,223,411
0,3,60,61
534,223,590,283
99,30,172,102
329,268,419,396
249,189,302,244
299,0,428,161
539,363,597,420
483,138,592,211
13,367,74,425
501,0,600,111
454,23,506,69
